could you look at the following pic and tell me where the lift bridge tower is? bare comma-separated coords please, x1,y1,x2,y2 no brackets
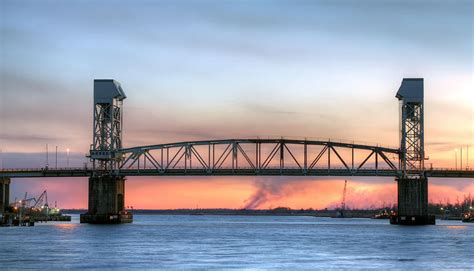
392,78,434,225
80,80,132,224
90,79,126,171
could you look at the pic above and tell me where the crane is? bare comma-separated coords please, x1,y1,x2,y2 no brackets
33,190,48,209
341,180,347,212
12,192,36,208
11,190,49,209
334,180,348,218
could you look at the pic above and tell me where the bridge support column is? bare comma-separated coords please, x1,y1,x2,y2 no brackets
0,177,10,215
391,177,435,225
80,176,132,224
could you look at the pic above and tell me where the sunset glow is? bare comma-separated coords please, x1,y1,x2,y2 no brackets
2,1,473,210
9,178,473,210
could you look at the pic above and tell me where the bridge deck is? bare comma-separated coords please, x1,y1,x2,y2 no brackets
1,168,473,178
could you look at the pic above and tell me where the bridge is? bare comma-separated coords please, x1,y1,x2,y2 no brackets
2,138,473,178
1,78,473,225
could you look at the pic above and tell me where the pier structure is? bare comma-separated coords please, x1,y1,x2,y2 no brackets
0,177,10,215
391,79,434,225
79,80,131,223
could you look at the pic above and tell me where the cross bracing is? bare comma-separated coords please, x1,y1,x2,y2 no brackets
118,138,400,175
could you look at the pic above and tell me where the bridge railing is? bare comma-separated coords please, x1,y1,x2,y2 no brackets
0,167,90,172
0,166,471,172
1,167,474,178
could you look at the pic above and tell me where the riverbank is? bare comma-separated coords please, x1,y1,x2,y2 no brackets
62,208,464,220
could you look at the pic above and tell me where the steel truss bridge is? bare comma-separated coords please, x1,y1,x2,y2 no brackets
2,138,473,178
1,78,473,225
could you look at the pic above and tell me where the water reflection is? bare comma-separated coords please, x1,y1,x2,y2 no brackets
53,223,79,231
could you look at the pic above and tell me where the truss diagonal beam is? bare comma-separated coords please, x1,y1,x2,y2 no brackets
170,147,186,169
190,146,209,169
284,144,302,169
357,150,375,170
237,144,256,169
261,143,280,169
378,151,397,171
216,144,233,169
308,145,328,170
330,146,350,171
144,152,162,170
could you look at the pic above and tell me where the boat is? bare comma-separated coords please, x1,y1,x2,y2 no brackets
462,212,474,223
372,209,391,219
1,190,72,226
331,210,346,218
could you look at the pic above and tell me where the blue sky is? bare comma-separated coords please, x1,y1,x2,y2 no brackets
1,0,473,207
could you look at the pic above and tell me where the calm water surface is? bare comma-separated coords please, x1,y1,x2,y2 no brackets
0,215,473,270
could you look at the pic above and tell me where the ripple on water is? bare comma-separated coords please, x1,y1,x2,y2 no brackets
0,215,472,270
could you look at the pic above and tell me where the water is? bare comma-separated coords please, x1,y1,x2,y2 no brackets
0,215,473,270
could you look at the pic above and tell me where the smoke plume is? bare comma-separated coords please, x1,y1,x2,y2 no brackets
243,178,299,209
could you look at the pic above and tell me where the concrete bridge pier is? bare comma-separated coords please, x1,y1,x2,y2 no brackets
80,175,132,224
391,177,435,225
0,177,10,215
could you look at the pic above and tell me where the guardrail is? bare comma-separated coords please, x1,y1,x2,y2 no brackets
1,167,472,172
1,167,474,178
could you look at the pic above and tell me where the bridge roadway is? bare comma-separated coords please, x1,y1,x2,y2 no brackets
1,167,474,178
2,138,474,178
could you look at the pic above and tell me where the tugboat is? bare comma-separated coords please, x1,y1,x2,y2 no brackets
462,212,474,223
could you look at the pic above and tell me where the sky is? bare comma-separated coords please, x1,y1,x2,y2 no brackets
1,0,473,209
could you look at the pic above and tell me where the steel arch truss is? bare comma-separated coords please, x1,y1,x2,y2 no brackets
117,139,401,176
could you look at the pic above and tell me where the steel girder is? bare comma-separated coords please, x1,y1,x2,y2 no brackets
2,167,474,178
117,139,401,175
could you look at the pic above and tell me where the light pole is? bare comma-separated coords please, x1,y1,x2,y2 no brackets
67,148,70,167
46,144,49,169
467,145,470,169
455,149,458,170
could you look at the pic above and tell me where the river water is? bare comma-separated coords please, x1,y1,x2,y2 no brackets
0,215,472,270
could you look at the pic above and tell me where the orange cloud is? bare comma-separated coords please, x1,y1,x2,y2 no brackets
429,182,474,205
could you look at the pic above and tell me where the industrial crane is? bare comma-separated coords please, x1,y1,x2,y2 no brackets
341,180,347,212
12,192,36,208
11,190,49,209
33,190,48,209
334,180,348,218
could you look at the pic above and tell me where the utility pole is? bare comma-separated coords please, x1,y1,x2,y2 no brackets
467,145,470,169
55,146,58,169
461,147,463,170
67,148,70,167
455,149,458,170
46,144,49,169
